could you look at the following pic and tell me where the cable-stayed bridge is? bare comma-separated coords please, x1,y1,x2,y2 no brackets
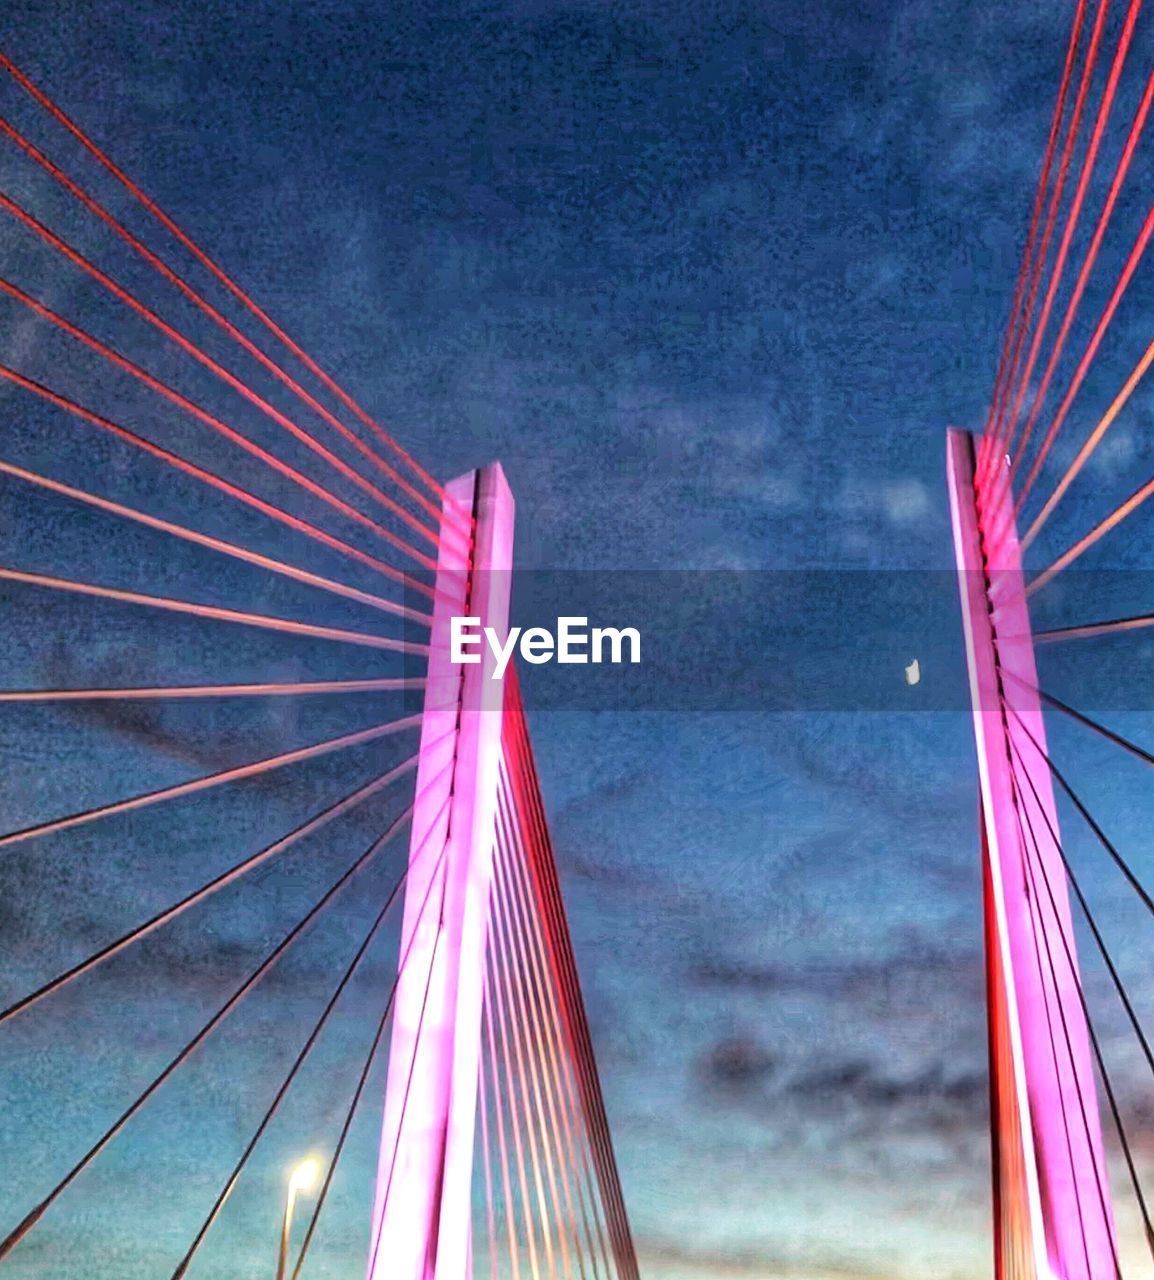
9,1,1154,1274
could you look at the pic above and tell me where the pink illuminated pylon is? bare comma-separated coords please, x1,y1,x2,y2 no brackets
368,463,514,1280
947,429,1116,1280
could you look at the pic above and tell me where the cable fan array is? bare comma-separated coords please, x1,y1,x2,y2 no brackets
970,0,1154,1270
474,674,638,1280
0,47,635,1280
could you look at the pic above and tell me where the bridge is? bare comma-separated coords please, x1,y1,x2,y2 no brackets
0,49,634,1280
5,2,1154,1274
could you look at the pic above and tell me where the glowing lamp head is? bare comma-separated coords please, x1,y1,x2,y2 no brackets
289,1158,320,1194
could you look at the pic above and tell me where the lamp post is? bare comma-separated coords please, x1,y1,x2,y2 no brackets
276,1158,319,1280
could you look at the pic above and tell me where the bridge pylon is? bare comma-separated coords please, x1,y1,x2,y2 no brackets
947,429,1116,1279
367,462,514,1280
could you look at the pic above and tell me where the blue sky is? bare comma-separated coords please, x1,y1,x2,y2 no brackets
4,1,1154,1277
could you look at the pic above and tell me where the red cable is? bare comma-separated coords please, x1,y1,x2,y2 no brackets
0,564,427,654
498,774,605,1279
0,802,419,1267
0,214,439,571
484,964,532,1280
1035,612,1154,641
1010,52,1154,516
1024,313,1154,553
979,0,1089,478
502,719,617,1265
0,50,473,531
175,798,457,1280
0,119,473,555
991,0,1110,471
489,830,561,1280
503,756,613,1278
1028,456,1154,594
485,909,548,1280
0,362,436,600
998,0,1141,492
478,1046,502,1280
0,712,422,852
0,114,471,551
286,785,456,1280
503,678,638,1277
0,114,466,541
0,755,420,1026
0,677,424,702
515,703,639,1279
514,789,630,1276
0,457,431,627
494,799,578,1280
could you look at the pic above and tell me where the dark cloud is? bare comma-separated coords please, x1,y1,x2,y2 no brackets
785,1057,986,1119
689,942,984,1004
696,1034,777,1093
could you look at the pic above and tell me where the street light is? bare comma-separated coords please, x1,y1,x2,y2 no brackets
276,1158,320,1280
